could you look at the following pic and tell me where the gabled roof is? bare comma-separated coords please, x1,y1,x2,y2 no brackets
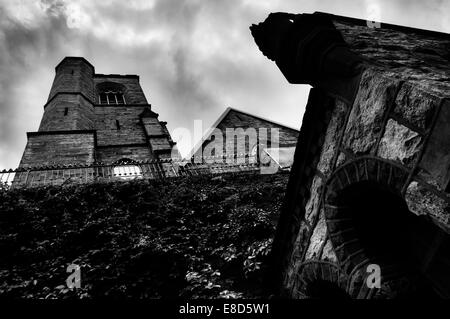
187,107,299,159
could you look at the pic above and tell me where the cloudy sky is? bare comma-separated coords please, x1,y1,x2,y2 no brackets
0,0,449,169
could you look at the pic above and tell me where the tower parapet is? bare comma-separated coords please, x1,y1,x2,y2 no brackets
49,57,95,101
39,57,96,131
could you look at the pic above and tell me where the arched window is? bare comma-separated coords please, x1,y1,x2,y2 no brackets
332,181,443,298
96,82,127,105
323,158,450,298
99,91,125,105
112,158,142,179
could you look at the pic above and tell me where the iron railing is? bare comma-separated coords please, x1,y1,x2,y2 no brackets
0,157,262,189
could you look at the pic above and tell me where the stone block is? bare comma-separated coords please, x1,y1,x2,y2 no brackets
419,99,450,191
343,68,401,155
393,83,441,131
304,175,323,225
377,119,422,167
320,239,337,263
317,100,348,176
305,211,327,260
405,181,449,226
335,152,347,168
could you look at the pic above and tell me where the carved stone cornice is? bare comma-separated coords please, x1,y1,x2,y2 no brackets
250,12,365,101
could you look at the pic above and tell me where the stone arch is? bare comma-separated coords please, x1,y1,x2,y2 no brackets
96,81,127,93
294,260,351,299
323,156,409,269
322,156,444,298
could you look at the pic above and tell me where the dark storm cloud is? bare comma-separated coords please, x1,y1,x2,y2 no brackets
0,4,72,169
0,0,448,168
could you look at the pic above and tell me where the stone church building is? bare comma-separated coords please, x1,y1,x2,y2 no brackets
18,57,175,169
11,57,300,185
189,107,299,169
252,12,450,298
6,11,450,298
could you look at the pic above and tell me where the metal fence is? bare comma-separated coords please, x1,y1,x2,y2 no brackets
0,158,262,190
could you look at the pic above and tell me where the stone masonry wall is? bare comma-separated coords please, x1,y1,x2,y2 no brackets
39,95,95,131
19,132,96,167
96,145,154,163
333,18,450,97
94,106,148,147
49,58,95,102
283,66,450,298
250,12,450,299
